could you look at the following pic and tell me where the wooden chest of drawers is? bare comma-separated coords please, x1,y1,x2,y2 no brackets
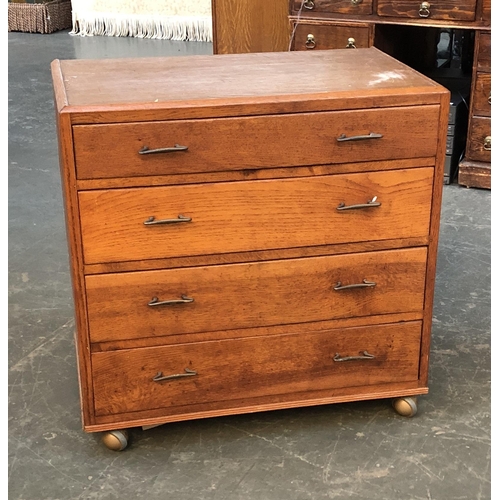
51,48,449,451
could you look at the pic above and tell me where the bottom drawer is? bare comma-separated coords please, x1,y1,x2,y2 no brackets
92,321,422,417
467,116,491,163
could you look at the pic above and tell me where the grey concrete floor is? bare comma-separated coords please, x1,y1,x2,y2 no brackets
8,30,491,500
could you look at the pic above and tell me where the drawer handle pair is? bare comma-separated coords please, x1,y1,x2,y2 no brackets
333,351,375,362
148,295,194,307
144,214,192,225
153,368,197,382
337,196,381,211
139,144,188,155
337,132,383,142
333,279,376,291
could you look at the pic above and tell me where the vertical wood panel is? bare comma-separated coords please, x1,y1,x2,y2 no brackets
212,0,290,54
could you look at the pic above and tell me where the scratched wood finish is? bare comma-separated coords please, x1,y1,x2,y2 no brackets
377,0,477,21
79,168,433,264
92,321,422,417
73,106,439,180
291,0,373,15
53,49,444,111
86,248,427,343
211,0,290,54
291,22,371,51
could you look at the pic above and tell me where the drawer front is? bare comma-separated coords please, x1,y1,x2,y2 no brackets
472,73,491,117
73,106,440,179
92,321,422,416
86,248,427,342
292,22,371,51
476,32,491,72
377,0,477,21
291,0,373,15
467,116,491,162
482,0,491,24
79,168,434,264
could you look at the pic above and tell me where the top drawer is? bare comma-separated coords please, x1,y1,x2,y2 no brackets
291,0,373,15
73,106,440,179
377,0,477,21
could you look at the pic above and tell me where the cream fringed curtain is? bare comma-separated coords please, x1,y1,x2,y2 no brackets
69,0,212,42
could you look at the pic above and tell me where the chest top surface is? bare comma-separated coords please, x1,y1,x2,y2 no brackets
52,48,446,112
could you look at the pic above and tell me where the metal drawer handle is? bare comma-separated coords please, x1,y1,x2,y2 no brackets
303,0,315,10
144,214,192,225
337,132,383,142
153,368,197,382
139,144,188,155
488,93,491,105
148,295,194,307
337,196,381,211
333,279,376,291
305,34,316,49
333,351,375,362
419,1,430,18
351,0,363,4
346,37,356,49
484,136,491,151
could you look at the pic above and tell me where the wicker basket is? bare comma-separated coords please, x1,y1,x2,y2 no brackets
8,0,72,34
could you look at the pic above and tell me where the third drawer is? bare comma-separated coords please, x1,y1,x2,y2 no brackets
86,247,427,343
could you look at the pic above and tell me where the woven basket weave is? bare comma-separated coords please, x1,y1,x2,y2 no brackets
8,0,72,34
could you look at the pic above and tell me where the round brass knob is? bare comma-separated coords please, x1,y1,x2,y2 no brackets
303,0,315,9
102,430,129,451
419,2,431,18
305,34,316,49
346,37,356,48
484,136,491,151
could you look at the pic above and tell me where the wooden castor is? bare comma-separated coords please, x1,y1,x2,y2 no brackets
392,397,418,417
102,430,129,451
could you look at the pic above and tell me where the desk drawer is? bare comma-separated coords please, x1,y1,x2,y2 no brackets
291,0,373,16
377,0,476,21
472,73,491,117
291,22,371,51
466,116,491,163
86,247,427,343
73,106,440,179
476,32,491,72
92,321,422,416
79,168,434,264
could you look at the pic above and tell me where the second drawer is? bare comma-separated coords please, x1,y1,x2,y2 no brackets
79,168,434,265
86,247,427,343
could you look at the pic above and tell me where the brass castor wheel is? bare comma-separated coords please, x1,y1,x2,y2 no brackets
102,429,129,451
392,397,418,417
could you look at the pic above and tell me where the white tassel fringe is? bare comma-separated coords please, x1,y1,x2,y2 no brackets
70,12,212,42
